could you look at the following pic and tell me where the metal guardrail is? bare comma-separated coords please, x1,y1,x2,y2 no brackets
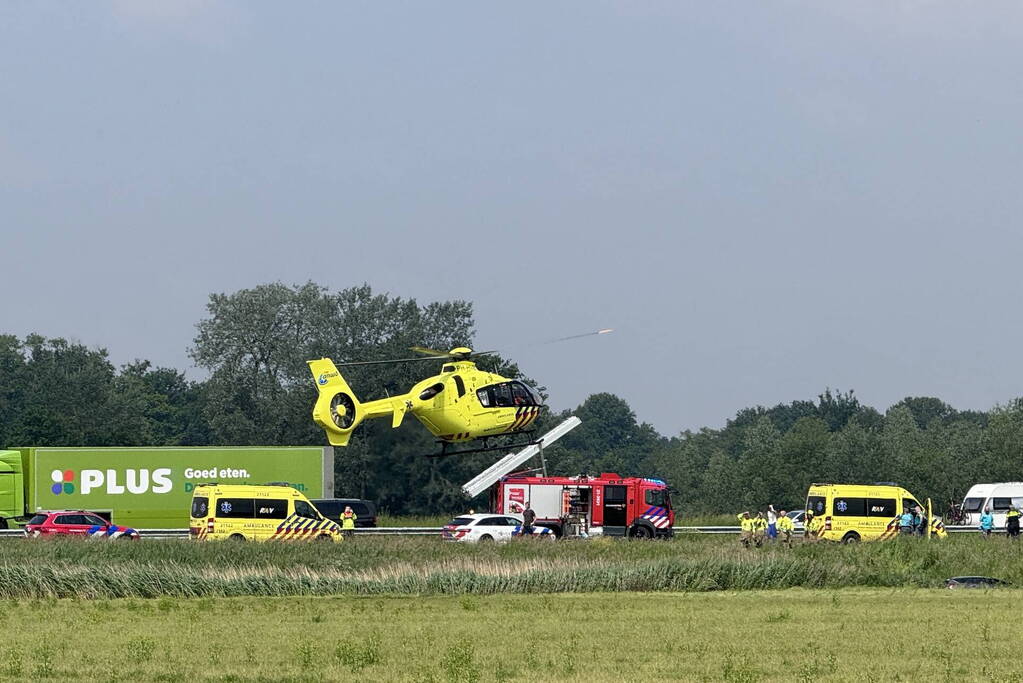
0,526,444,539
673,525,981,534
0,524,985,539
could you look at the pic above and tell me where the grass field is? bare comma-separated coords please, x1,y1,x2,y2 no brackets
1,589,1019,681
4,533,1023,598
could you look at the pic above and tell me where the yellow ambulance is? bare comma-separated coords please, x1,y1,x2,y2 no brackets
805,483,947,543
189,483,343,542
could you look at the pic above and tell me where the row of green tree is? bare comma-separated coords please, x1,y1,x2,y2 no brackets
2,282,1020,515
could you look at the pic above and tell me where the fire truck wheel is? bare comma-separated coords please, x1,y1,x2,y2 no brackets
629,524,654,539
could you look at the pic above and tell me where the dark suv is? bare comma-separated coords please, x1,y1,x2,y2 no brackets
311,499,377,527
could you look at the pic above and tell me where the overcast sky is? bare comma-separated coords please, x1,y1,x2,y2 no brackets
3,2,1023,435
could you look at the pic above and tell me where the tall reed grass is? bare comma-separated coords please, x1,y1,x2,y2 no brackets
1,534,1017,598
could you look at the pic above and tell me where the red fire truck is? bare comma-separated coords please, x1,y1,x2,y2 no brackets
491,472,674,539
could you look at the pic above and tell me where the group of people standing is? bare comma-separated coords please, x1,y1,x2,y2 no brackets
897,506,930,536
978,507,1022,538
737,505,796,548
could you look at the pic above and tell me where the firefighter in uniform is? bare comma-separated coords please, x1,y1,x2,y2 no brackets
1007,507,1021,539
737,511,754,548
752,511,768,547
341,506,357,538
776,510,795,548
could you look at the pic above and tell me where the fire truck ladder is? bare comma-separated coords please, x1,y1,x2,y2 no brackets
461,416,581,498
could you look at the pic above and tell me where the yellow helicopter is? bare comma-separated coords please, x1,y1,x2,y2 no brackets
308,331,612,456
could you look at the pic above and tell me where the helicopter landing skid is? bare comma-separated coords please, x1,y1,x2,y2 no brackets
426,435,538,459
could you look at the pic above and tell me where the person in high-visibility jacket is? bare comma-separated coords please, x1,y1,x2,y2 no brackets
341,506,358,538
776,510,795,547
1007,507,1021,539
752,512,768,547
804,510,819,543
737,512,754,548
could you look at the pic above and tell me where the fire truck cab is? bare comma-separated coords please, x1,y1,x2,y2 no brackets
491,472,673,539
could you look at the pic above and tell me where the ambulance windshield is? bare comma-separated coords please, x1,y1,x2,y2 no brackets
191,497,209,518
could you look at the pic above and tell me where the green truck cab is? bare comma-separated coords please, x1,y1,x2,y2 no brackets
0,447,333,529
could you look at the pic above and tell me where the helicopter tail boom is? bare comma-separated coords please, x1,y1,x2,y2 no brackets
308,358,413,446
308,358,365,446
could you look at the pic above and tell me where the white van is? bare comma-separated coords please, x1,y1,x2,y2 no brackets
960,483,1023,529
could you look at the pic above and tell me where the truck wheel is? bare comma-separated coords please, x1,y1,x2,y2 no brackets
629,524,654,539
841,532,860,544
229,534,246,542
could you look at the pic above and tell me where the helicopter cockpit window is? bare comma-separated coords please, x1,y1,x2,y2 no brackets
511,383,533,406
491,384,513,407
453,375,465,398
477,382,540,408
477,383,513,407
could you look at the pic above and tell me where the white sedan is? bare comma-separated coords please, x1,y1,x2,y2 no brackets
442,513,555,543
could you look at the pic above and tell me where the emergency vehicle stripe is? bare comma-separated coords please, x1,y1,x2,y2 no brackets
640,505,671,529
509,407,540,432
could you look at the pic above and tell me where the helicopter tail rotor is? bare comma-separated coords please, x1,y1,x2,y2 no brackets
308,358,364,446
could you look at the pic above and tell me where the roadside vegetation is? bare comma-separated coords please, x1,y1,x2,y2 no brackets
7,282,1023,520
3,534,1022,599
0,589,1018,681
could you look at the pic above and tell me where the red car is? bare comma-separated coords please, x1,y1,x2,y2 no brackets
23,510,140,540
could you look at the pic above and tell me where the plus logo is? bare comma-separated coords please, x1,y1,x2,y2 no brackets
48,468,173,496
51,469,75,495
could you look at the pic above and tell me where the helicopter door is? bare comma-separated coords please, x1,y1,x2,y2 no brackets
602,485,627,536
474,384,518,428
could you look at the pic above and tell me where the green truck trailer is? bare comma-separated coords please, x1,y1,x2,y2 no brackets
0,446,333,529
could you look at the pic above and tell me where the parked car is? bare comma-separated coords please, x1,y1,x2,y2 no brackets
946,576,1009,589
442,513,555,543
23,511,139,540
311,498,378,528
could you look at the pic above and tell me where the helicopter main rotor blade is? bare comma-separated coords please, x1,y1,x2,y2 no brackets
541,328,614,344
338,332,610,368
409,346,449,357
335,356,452,367
468,330,612,360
